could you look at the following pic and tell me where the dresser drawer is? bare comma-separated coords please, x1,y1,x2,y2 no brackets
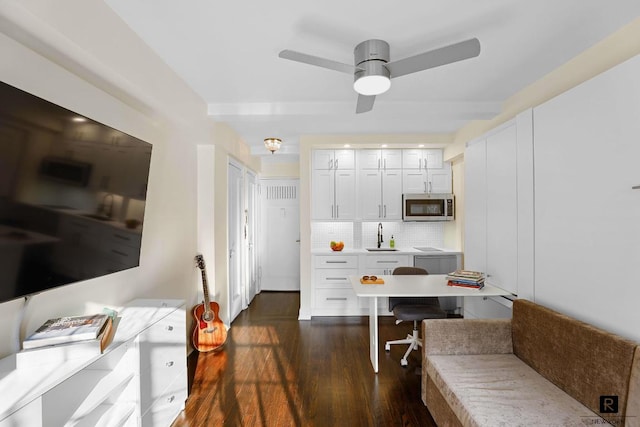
139,309,185,345
141,373,187,427
314,255,358,269
314,269,357,289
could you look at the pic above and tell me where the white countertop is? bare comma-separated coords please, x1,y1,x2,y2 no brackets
311,247,462,255
350,274,512,298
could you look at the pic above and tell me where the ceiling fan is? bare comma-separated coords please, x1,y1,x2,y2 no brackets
279,38,481,114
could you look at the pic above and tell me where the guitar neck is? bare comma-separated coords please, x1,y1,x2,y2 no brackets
200,268,211,308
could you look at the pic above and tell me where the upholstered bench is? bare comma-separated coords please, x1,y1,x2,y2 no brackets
421,299,640,426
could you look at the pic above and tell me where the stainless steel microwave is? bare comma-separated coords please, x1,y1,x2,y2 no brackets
39,156,93,187
402,193,454,221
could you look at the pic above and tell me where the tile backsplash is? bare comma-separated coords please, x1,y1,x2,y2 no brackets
312,221,443,250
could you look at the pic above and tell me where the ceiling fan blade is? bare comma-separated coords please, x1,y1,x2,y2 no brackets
279,49,358,74
385,38,481,79
356,94,376,114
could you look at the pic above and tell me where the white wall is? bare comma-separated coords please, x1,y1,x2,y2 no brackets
0,0,257,357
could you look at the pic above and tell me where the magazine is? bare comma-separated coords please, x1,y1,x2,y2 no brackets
17,317,114,368
23,313,109,349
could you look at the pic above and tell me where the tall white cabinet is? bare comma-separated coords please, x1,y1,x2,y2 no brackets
464,110,534,309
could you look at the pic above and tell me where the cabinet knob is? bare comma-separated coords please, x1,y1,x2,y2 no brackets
166,325,174,331
167,395,175,403
166,361,174,367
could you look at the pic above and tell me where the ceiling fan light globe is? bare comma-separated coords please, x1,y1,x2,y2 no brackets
353,75,391,96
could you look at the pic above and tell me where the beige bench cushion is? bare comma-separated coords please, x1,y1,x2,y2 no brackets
426,354,605,427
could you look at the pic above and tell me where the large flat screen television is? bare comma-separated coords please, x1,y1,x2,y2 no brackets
0,80,152,304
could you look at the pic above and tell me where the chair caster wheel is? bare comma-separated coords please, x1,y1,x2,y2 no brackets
385,343,390,351
400,358,408,367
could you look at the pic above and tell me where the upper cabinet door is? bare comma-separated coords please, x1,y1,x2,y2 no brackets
402,148,443,169
333,150,355,169
334,170,356,219
358,170,382,219
427,162,452,194
402,149,423,169
381,150,402,169
357,150,382,169
382,170,403,220
313,150,334,170
313,150,354,170
425,149,443,169
311,169,334,220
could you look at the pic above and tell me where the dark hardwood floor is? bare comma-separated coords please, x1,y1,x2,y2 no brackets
172,291,437,426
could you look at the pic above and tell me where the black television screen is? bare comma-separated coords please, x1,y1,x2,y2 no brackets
0,81,152,304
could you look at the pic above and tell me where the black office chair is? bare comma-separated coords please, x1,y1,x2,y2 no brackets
384,266,447,367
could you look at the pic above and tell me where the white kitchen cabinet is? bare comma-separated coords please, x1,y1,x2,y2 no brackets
402,159,452,194
402,149,443,170
312,151,355,220
0,300,187,427
358,169,402,220
312,255,360,315
464,122,518,294
357,149,402,170
464,112,533,298
485,125,518,295
313,149,354,170
364,254,410,275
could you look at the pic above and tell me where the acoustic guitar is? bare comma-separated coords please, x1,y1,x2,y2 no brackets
193,254,227,352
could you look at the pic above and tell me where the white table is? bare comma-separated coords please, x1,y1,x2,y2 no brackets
350,274,512,373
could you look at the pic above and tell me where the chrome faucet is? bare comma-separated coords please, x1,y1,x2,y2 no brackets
377,223,383,248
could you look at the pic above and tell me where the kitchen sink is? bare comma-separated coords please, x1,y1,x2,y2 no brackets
366,248,398,251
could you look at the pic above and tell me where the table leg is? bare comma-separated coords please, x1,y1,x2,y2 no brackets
369,296,379,373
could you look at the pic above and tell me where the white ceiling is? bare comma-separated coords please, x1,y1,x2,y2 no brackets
105,0,640,159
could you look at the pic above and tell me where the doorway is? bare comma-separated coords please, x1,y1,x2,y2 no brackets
259,179,300,291
228,161,244,322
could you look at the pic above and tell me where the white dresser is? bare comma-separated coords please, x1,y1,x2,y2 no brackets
0,299,187,427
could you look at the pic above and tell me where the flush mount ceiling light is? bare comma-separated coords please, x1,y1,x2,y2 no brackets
264,137,282,154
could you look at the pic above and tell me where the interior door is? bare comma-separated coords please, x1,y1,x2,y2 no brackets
228,162,244,322
260,179,300,291
245,170,258,304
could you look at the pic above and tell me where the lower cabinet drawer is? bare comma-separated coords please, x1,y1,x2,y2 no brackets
314,288,358,308
314,269,357,289
141,374,187,427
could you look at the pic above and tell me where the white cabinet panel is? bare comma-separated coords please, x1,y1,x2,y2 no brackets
485,124,518,294
427,162,452,194
334,170,355,219
382,170,402,219
402,149,443,169
312,161,355,220
464,120,520,295
533,54,640,342
464,140,487,274
358,170,402,220
357,149,402,169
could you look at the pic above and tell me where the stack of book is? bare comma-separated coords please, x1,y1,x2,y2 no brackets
17,313,115,368
446,270,485,289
